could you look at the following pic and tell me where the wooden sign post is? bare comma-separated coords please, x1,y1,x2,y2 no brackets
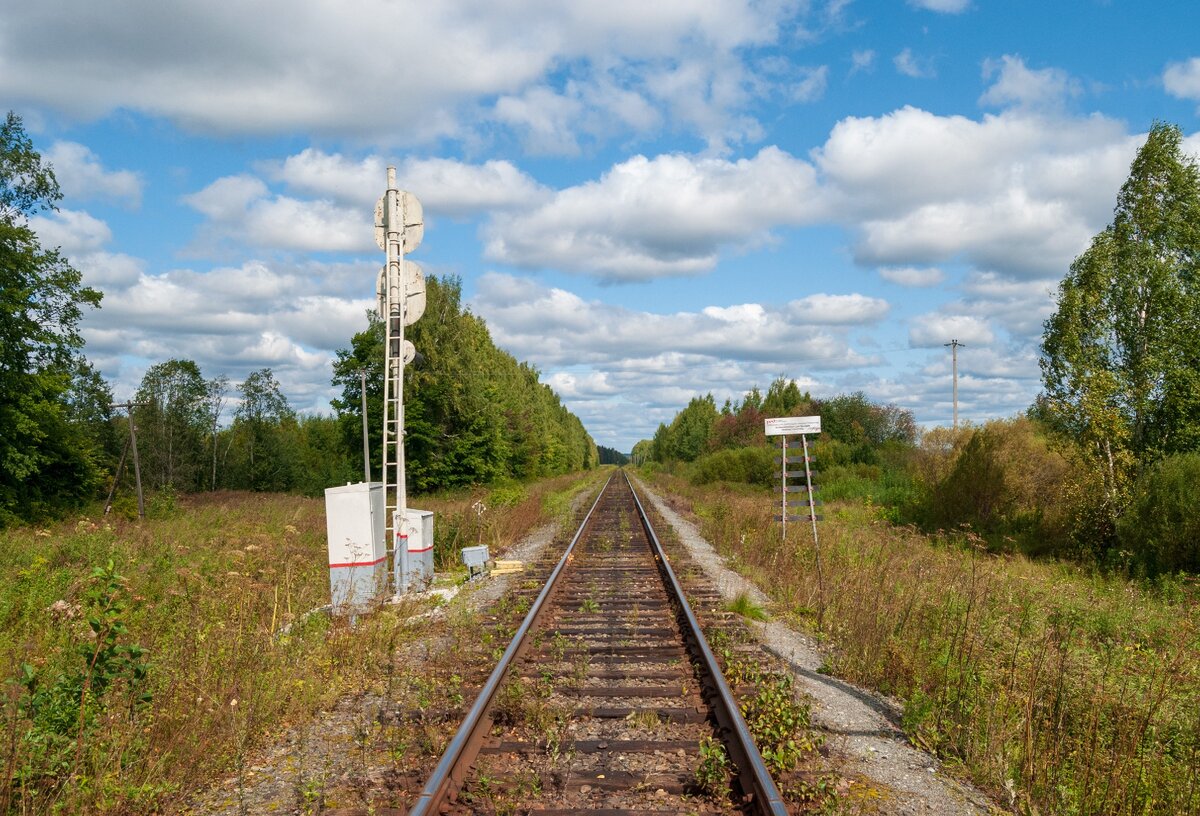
765,416,821,543
765,415,826,628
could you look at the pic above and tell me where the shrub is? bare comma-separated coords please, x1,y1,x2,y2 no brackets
812,437,853,468
740,674,818,775
687,446,775,487
919,418,1075,550
1117,453,1200,575
16,560,150,796
819,464,879,502
487,480,528,508
909,425,973,489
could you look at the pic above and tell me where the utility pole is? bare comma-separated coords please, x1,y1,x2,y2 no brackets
112,402,146,519
207,377,227,492
359,368,370,483
944,339,964,429
103,435,131,515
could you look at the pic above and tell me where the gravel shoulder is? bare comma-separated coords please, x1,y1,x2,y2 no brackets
631,474,1001,816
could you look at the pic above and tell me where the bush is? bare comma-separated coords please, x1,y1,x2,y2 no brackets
819,464,880,502
813,438,853,467
687,446,775,487
919,418,1074,550
487,480,528,508
909,425,973,489
1117,453,1200,575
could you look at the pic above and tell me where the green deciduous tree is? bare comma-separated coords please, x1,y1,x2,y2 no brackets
0,111,103,522
134,359,209,490
331,276,597,491
1041,123,1200,507
651,394,718,462
821,391,916,446
228,368,296,491
761,376,811,418
1116,452,1200,575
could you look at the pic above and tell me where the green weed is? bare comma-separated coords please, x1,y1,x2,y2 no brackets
693,735,731,798
726,591,768,621
740,674,819,776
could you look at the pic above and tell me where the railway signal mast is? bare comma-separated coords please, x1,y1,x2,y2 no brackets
376,168,433,594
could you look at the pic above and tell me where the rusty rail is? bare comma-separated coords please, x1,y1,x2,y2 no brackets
407,470,787,814
628,471,788,815
406,473,612,816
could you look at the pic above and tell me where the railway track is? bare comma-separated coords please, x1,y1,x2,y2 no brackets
407,471,787,815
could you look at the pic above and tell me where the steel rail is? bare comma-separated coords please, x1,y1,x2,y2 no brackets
407,473,613,816
624,470,790,816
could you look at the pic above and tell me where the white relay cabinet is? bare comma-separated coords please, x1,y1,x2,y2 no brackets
324,482,386,611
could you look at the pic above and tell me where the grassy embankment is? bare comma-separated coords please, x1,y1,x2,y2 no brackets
642,469,1200,816
0,469,605,815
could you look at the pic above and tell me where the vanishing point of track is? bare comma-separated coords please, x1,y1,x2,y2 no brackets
407,471,787,815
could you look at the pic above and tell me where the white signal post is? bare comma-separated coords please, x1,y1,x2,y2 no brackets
377,168,428,592
322,172,427,614
386,168,407,536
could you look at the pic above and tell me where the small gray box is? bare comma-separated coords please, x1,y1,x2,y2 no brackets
461,545,490,578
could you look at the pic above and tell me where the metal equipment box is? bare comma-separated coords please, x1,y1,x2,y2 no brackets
461,544,490,579
394,508,434,594
324,482,386,612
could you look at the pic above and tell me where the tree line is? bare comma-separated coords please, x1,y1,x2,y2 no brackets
0,111,597,525
641,123,1200,576
635,379,917,488
331,275,598,491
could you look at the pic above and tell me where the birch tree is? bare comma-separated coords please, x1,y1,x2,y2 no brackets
1040,122,1200,500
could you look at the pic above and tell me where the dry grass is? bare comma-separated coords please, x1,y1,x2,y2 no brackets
646,471,1200,816
0,469,605,815
412,470,601,570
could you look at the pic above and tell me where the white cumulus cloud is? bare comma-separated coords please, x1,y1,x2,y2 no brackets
907,0,969,12
473,271,878,368
45,142,142,207
79,257,379,413
790,65,829,103
850,49,875,75
979,55,1081,111
879,266,945,287
894,48,936,79
30,208,113,253
909,313,994,347
484,147,821,280
262,150,549,218
1164,57,1200,101
0,0,807,151
183,176,368,254
813,105,1141,277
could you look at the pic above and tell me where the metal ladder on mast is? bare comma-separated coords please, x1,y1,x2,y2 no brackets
381,268,406,587
376,170,424,596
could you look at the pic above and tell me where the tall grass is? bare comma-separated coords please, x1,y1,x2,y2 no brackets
0,470,604,814
419,470,605,569
646,471,1200,816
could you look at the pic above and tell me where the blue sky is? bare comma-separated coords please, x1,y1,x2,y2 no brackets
4,0,1200,451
